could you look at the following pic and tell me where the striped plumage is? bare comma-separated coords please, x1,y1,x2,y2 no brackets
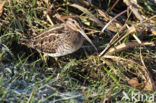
18,18,97,57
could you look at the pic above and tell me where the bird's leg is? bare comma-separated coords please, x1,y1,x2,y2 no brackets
39,52,48,66
54,57,62,68
43,54,49,63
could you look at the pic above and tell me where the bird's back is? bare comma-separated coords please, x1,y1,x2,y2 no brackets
18,23,84,57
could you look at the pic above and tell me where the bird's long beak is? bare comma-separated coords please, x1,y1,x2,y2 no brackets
79,28,98,52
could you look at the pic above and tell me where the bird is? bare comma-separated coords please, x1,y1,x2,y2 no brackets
18,17,97,57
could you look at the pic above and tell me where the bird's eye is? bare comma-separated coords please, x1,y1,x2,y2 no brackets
72,21,75,23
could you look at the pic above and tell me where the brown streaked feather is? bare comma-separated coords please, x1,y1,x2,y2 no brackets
18,17,96,57
33,30,82,54
19,24,81,53
32,24,65,40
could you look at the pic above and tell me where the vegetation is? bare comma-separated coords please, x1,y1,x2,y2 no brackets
0,0,156,102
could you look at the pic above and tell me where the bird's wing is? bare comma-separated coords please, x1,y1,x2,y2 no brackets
31,24,71,53
32,24,66,40
32,34,63,53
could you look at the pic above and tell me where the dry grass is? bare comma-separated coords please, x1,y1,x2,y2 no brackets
0,0,156,102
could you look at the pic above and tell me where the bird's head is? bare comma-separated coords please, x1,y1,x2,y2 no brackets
65,17,82,32
66,17,98,52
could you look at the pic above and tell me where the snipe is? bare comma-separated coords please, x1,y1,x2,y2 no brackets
18,17,97,57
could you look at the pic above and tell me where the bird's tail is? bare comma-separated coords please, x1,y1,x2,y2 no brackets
18,38,32,47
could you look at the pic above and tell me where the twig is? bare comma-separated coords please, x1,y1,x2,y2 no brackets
139,48,156,91
109,0,120,12
99,8,129,34
126,24,142,44
105,41,155,55
98,24,127,57
123,0,144,22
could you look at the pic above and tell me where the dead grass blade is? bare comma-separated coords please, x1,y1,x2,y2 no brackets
99,24,127,57
70,4,104,27
126,24,142,44
139,48,156,91
105,41,155,55
97,9,122,32
123,0,144,21
43,0,50,8
0,0,6,16
77,0,90,7
99,8,128,34
109,0,120,12
43,0,54,26
151,27,156,35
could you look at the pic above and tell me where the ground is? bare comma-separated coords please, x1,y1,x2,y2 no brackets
0,0,156,103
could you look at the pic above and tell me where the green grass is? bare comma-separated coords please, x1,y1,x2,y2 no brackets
0,0,156,103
